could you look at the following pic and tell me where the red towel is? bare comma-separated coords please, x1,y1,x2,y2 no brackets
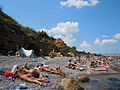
3,72,15,78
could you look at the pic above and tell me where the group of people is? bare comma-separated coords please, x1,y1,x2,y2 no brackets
6,62,67,85
13,63,49,85
66,55,119,71
4,54,119,85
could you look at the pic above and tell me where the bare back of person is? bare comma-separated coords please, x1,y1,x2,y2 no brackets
13,65,49,85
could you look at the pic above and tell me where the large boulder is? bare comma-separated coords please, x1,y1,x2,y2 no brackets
60,78,84,90
108,77,120,81
76,75,90,83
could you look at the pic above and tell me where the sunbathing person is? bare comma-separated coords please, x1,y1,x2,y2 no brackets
66,60,77,68
66,60,87,70
21,63,49,81
13,64,49,85
66,60,78,68
38,64,66,77
90,61,98,68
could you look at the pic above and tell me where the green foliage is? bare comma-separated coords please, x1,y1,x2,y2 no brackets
69,48,75,53
72,46,76,50
25,27,37,33
0,6,3,11
93,53,102,56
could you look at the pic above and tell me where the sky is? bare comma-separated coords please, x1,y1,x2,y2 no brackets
0,0,120,54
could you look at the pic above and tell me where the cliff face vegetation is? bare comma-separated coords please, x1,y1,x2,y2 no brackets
0,10,76,56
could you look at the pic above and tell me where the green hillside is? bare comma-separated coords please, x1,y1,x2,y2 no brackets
0,10,79,56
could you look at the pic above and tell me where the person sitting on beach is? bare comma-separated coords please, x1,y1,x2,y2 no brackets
15,51,20,57
13,64,49,85
76,56,81,62
38,64,66,77
49,52,55,58
90,61,96,68
67,60,77,68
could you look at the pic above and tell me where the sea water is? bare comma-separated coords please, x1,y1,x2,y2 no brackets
116,61,120,65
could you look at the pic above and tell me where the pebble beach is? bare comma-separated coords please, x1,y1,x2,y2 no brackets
0,56,120,90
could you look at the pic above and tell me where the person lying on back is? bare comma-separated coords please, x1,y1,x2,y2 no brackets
38,64,66,77
66,60,87,70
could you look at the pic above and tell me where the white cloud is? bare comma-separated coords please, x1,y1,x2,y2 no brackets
94,38,101,45
80,40,91,48
49,22,79,35
94,38,118,45
102,35,108,38
113,33,120,39
80,40,92,52
39,22,79,46
63,34,76,46
102,39,117,45
60,0,99,8
89,0,99,5
54,34,64,39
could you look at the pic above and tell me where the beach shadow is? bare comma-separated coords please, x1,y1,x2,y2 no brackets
0,70,5,75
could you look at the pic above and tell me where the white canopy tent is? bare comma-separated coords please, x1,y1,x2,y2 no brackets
19,47,34,57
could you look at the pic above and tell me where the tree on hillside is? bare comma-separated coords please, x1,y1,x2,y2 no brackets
72,46,76,51
0,6,3,11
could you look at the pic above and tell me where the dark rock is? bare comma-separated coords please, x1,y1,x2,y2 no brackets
108,77,120,81
76,75,90,83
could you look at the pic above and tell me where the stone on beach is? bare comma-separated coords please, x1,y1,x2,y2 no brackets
76,75,90,83
108,77,120,81
60,78,84,90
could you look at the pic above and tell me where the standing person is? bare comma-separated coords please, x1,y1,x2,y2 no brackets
52,48,55,54
40,49,43,57
40,49,46,59
51,48,55,58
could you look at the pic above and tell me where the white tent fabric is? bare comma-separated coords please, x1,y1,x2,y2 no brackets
19,47,34,57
